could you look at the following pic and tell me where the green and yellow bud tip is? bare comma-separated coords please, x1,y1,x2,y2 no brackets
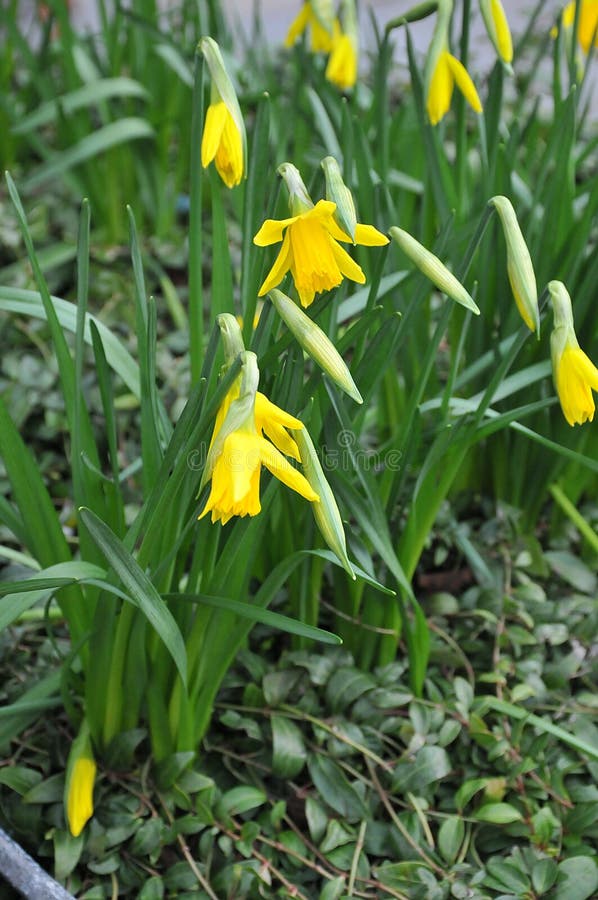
489,196,539,336
389,226,480,315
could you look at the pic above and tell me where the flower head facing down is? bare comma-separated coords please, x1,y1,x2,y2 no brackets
427,50,483,125
285,0,336,52
200,37,246,188
425,0,482,125
549,280,598,426
557,0,598,53
200,352,318,524
326,29,358,90
254,163,388,308
325,0,358,90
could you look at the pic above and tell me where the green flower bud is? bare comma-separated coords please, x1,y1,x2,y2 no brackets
217,313,246,367
277,162,314,215
269,289,362,404
389,226,480,314
294,426,356,579
489,196,539,334
321,155,357,241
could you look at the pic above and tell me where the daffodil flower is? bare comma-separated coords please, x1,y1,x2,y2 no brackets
200,352,318,524
427,50,483,125
254,163,388,308
325,0,358,90
425,0,482,125
326,29,357,89
285,1,336,52
556,0,598,53
200,37,246,188
549,280,598,426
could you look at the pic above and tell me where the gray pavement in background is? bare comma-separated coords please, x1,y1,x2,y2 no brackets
19,1,597,117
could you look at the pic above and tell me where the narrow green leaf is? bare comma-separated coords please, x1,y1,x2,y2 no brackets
13,77,149,134
164,593,342,645
22,118,155,190
80,508,187,687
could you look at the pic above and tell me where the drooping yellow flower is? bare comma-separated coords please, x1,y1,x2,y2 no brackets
66,757,96,837
549,280,598,427
326,29,357,90
325,0,358,90
201,101,244,188
200,37,246,188
254,163,388,308
424,0,483,125
427,50,483,125
557,0,598,53
200,352,318,524
555,345,598,426
286,1,336,52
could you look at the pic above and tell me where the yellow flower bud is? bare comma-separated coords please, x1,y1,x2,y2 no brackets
64,722,96,837
489,196,539,334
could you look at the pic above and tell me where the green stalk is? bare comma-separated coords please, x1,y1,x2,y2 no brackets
189,49,205,380
549,484,598,554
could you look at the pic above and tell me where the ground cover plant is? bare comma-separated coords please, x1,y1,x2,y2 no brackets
0,0,597,897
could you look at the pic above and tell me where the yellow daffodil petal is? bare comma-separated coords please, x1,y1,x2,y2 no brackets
258,231,293,296
427,52,454,125
579,1,598,51
353,223,390,246
255,392,302,460
254,214,301,246
311,15,335,51
259,439,320,501
325,33,357,90
255,392,304,431
285,3,312,46
329,240,366,284
446,54,483,114
201,101,227,168
262,421,301,460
